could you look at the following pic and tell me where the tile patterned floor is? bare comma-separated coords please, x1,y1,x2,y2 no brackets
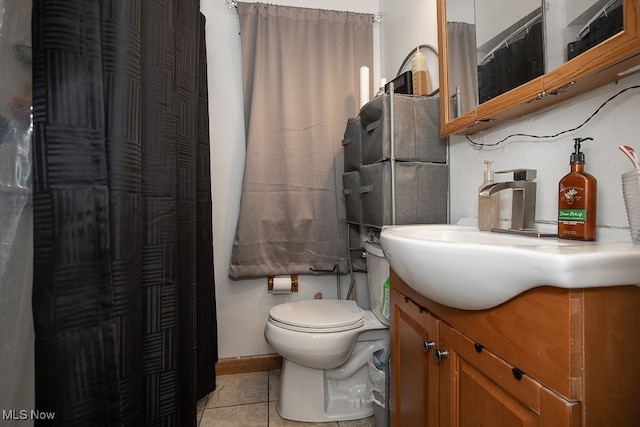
198,370,377,427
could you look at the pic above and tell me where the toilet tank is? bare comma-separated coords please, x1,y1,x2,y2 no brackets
364,241,390,326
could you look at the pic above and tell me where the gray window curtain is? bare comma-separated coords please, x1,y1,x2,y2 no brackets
230,2,373,279
31,0,217,425
447,22,478,115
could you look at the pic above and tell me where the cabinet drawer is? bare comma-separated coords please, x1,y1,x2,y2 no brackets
451,326,540,412
444,325,580,426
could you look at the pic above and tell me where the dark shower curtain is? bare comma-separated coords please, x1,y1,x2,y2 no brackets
31,0,217,425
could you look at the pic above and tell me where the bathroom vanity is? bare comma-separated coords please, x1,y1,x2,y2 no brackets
390,270,640,426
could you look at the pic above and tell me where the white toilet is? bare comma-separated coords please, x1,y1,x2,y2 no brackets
264,242,390,422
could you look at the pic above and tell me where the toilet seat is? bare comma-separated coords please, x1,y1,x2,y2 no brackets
268,299,364,333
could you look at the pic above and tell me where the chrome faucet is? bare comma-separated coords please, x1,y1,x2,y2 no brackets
479,169,537,231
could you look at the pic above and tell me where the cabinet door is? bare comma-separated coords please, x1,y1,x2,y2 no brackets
439,323,580,427
390,288,439,427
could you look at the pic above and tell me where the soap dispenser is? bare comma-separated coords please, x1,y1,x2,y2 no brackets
411,47,429,96
478,160,500,231
558,137,597,240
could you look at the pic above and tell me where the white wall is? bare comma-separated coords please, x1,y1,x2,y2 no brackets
378,0,439,92
450,73,640,239
200,0,379,359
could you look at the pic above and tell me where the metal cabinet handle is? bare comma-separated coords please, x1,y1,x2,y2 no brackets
421,340,435,352
433,348,449,362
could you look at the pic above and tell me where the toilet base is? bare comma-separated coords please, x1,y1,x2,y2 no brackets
276,358,375,422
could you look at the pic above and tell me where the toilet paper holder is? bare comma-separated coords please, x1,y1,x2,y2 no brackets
268,275,298,293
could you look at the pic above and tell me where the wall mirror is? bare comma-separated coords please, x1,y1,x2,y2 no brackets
437,0,640,136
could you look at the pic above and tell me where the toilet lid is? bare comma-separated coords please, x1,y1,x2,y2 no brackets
269,299,364,332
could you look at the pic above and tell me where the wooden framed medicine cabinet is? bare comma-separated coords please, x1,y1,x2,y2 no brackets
437,0,640,137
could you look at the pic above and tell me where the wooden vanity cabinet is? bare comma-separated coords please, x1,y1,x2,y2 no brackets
390,269,640,426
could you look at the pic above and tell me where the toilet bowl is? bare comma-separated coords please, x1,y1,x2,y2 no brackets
264,241,390,422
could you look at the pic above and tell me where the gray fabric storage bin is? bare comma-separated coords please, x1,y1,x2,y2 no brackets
342,171,362,224
360,94,446,165
360,161,448,227
342,117,362,172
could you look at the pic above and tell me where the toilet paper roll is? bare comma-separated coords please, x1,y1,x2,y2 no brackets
272,276,292,294
360,66,370,108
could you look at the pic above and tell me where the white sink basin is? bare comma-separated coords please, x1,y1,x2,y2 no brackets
380,224,640,310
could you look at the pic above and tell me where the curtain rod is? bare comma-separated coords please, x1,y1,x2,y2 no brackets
577,0,619,40
480,12,541,65
227,1,382,22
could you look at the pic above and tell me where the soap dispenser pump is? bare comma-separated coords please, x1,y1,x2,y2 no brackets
478,160,500,231
558,137,597,240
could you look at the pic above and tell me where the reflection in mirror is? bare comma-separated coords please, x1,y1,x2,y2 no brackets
445,0,477,118
445,0,545,116
440,0,637,136
546,0,623,70
475,2,543,104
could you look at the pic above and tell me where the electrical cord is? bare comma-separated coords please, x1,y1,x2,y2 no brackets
465,84,640,148
345,223,355,301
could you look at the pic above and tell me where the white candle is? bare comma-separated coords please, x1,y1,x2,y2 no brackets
360,66,370,108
